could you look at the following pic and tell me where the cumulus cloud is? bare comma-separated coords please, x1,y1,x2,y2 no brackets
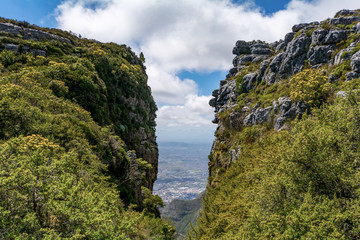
55,0,360,141
157,95,213,127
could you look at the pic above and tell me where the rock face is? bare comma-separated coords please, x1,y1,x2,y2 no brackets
0,19,159,204
208,9,360,180
0,22,71,43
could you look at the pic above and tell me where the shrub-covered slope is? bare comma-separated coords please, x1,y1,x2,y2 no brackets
191,9,360,239
0,18,174,239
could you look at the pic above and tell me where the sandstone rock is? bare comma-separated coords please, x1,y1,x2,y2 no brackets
324,29,347,44
258,60,269,81
209,98,216,107
275,42,286,53
307,45,334,65
329,16,360,26
274,117,287,131
127,150,143,207
30,49,46,56
284,32,296,45
233,40,251,55
269,53,284,72
336,91,347,98
292,23,311,32
242,73,258,93
250,43,271,55
345,71,360,81
272,100,279,113
265,72,277,84
4,44,18,52
0,22,21,35
243,106,272,126
278,97,292,115
311,28,328,45
351,50,360,72
335,9,357,17
286,34,311,58
235,55,254,66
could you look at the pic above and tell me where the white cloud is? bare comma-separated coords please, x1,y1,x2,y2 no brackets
157,95,213,127
55,0,360,142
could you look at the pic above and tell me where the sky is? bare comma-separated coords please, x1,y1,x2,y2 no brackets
1,0,360,143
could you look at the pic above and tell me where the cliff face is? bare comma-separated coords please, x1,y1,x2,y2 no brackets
0,18,173,239
208,9,360,184
191,9,360,239
0,19,158,200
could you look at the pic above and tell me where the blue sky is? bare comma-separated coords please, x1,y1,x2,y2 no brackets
1,0,359,143
0,0,290,97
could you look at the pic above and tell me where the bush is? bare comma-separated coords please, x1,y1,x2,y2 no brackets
290,69,330,107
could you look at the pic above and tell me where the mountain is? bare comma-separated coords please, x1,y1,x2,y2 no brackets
161,192,204,239
190,9,360,239
0,18,174,238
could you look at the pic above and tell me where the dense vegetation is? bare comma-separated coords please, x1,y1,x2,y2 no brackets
191,95,360,239
0,18,174,239
190,10,360,240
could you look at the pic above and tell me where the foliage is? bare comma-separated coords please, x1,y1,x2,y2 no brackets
190,95,360,239
290,69,330,106
0,19,173,239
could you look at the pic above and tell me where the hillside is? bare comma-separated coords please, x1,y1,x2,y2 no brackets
0,18,174,239
161,192,204,239
191,9,360,239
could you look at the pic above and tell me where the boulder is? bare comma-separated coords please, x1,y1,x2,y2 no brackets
4,44,18,52
30,49,46,57
345,71,360,81
329,16,360,26
0,22,21,35
250,43,271,55
275,42,286,53
311,28,328,45
324,29,347,44
336,91,347,98
286,34,311,58
235,55,254,66
243,106,272,126
335,9,357,17
233,40,251,55
242,73,258,93
292,23,311,32
274,117,287,131
351,50,360,73
258,60,269,81
264,71,276,84
284,32,295,45
269,53,284,72
307,45,334,65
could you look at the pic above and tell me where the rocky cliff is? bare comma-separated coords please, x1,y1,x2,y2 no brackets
191,9,360,239
0,17,173,239
208,9,360,183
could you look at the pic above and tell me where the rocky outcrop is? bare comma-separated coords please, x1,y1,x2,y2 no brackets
208,9,360,178
0,22,71,44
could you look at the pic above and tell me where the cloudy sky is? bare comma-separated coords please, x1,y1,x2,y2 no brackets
1,0,360,143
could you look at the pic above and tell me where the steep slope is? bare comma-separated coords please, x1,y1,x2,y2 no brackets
161,192,204,239
0,18,174,239
191,9,360,239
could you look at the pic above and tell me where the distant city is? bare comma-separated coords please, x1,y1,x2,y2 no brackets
153,142,211,204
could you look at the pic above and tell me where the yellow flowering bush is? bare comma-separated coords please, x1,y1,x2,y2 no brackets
290,69,330,106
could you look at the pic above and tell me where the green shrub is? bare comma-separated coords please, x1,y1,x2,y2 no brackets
290,69,330,106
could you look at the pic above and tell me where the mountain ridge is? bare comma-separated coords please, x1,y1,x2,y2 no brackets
190,8,360,239
0,17,174,239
